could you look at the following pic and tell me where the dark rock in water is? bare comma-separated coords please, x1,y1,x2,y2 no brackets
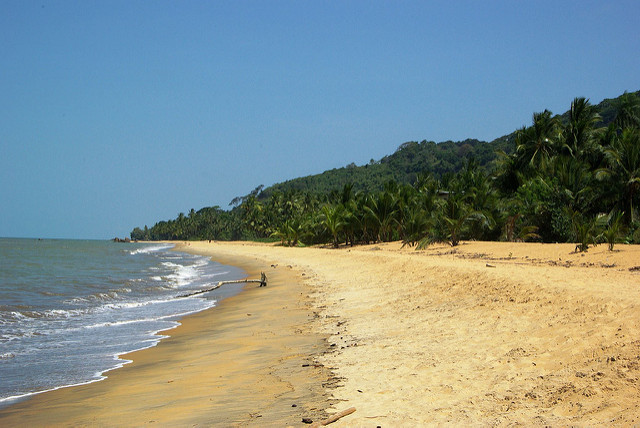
112,237,132,243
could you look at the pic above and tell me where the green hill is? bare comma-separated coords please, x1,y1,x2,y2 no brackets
259,91,638,199
133,89,640,246
262,138,508,198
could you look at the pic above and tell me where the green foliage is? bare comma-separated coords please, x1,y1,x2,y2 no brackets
131,90,640,252
270,218,303,247
566,209,598,252
597,128,640,222
515,110,560,172
321,205,345,248
597,211,625,251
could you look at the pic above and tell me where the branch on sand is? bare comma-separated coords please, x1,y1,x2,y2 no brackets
178,272,267,298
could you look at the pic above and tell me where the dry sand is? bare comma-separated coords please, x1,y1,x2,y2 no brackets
1,240,639,426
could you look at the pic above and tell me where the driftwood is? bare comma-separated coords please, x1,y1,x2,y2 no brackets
178,272,267,298
310,407,356,427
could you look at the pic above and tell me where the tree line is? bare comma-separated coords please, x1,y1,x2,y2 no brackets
131,92,640,251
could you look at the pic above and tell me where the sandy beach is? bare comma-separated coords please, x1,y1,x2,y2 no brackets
0,243,333,426
1,240,639,426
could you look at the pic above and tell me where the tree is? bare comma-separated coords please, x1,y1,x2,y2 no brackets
562,97,601,164
131,90,640,248
614,91,640,130
597,211,625,251
130,227,145,241
597,128,640,223
321,205,345,248
271,218,302,247
433,181,481,247
363,189,400,242
566,208,598,253
551,156,596,214
515,110,560,171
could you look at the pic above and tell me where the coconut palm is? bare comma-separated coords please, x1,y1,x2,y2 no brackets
551,156,596,213
614,91,640,130
400,204,431,247
431,179,484,247
597,128,640,222
321,205,345,248
597,211,625,251
440,198,483,247
270,218,302,246
493,149,524,194
562,97,601,164
515,110,560,171
341,200,362,247
566,208,598,252
363,190,400,242
502,213,540,242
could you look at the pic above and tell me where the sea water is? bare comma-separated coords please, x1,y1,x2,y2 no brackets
0,238,245,407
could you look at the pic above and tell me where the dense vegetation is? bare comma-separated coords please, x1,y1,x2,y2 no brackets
261,91,630,196
132,91,640,251
262,138,512,197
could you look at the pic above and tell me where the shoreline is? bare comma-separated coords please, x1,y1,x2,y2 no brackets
0,241,333,426
1,239,639,426
0,242,224,410
177,240,640,426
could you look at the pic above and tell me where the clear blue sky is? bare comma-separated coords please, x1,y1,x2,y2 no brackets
1,1,638,239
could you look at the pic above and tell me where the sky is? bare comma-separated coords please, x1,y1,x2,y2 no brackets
1,1,638,239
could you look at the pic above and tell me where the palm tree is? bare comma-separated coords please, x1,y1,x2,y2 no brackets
240,195,267,238
597,128,640,222
502,213,540,242
515,110,560,174
614,91,640,130
340,200,361,246
341,183,355,205
433,179,482,247
597,211,625,251
462,163,499,240
440,197,478,247
493,150,518,194
551,156,596,213
321,205,345,248
363,190,400,242
400,204,431,247
270,218,302,246
562,97,601,164
566,208,598,252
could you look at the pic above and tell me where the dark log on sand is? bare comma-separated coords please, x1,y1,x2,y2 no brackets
178,272,267,298
310,407,356,427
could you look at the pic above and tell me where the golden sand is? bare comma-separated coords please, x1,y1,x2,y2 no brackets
0,244,331,426
1,240,639,426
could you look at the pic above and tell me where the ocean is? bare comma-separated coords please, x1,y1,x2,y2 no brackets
0,238,245,407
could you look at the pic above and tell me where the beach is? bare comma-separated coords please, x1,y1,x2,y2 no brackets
0,243,332,426
1,240,639,426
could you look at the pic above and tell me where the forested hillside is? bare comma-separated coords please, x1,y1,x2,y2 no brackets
262,138,511,197
132,91,640,250
262,91,637,197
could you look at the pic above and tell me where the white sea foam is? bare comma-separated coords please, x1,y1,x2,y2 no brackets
163,261,202,287
0,238,245,405
42,309,83,318
129,244,174,255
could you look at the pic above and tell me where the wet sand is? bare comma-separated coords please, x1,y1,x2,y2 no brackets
2,240,639,426
0,244,332,427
